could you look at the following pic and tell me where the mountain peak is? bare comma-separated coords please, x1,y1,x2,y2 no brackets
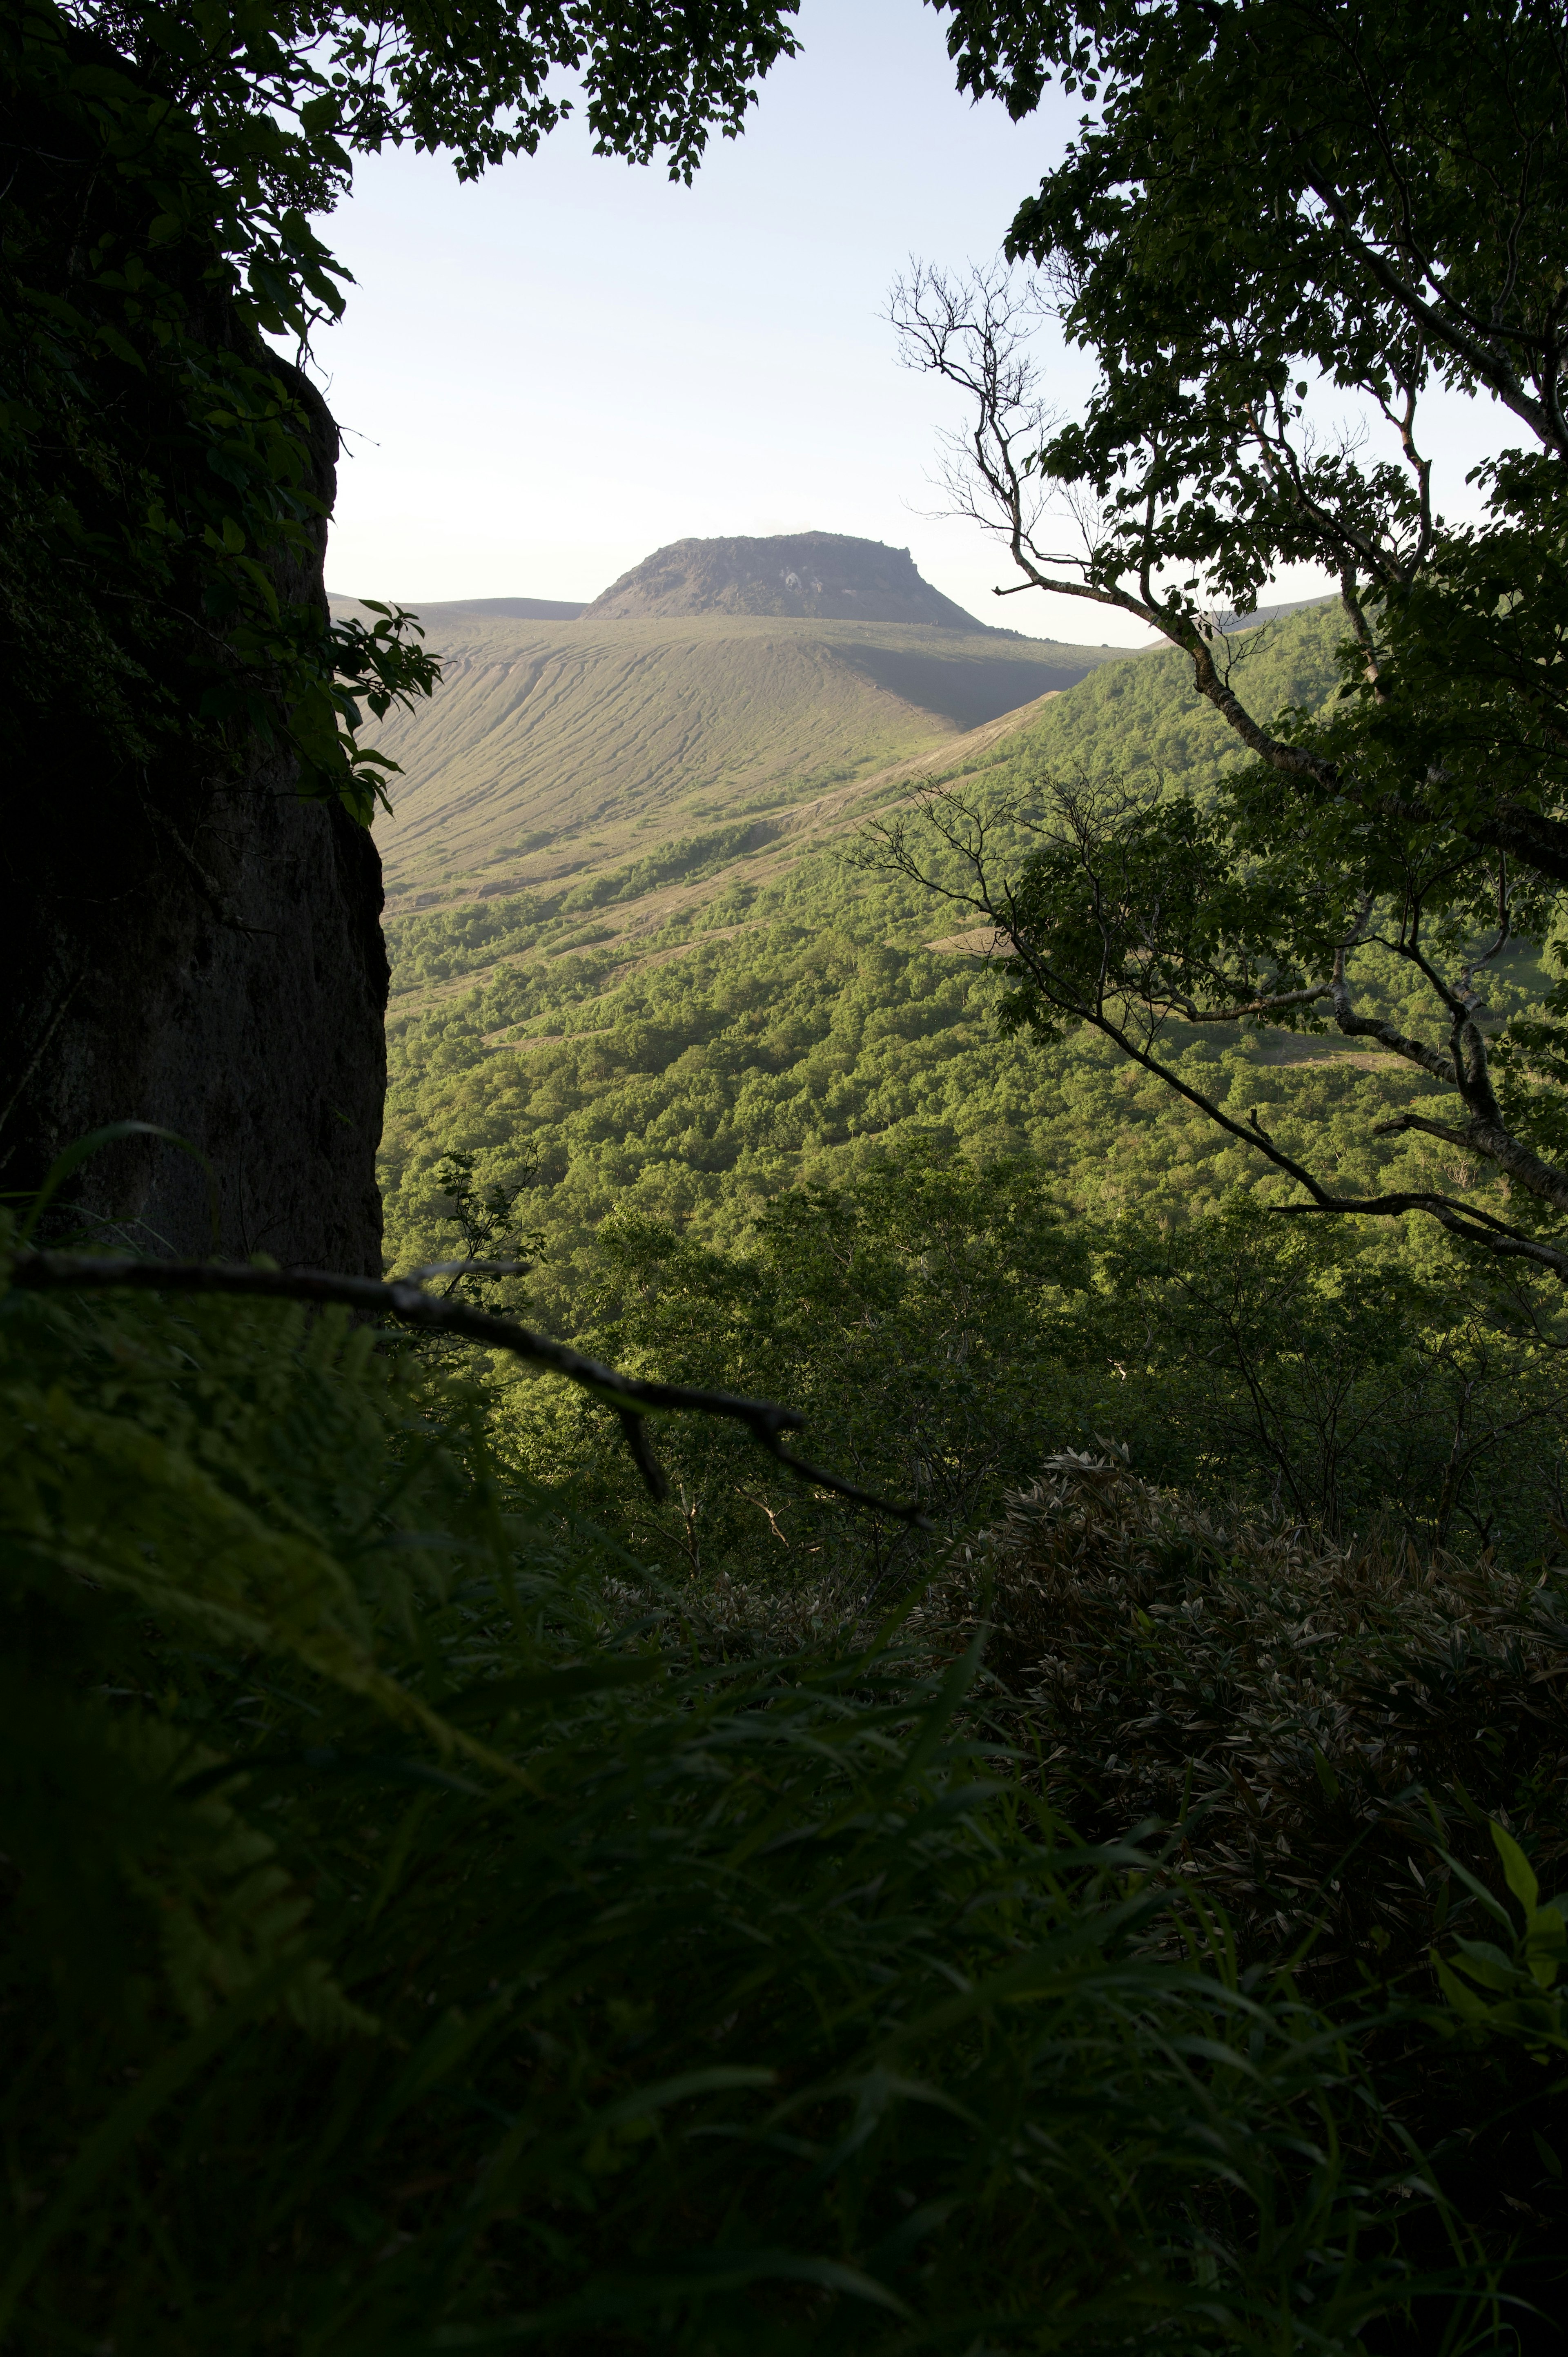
581,532,989,629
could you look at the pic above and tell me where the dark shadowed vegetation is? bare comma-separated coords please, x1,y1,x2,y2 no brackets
4,1249,1566,2350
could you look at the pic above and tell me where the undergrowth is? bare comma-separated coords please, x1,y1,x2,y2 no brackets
0,1247,1548,2350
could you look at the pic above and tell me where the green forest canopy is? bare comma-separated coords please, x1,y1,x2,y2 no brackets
374,598,1568,1571
379,599,1550,1306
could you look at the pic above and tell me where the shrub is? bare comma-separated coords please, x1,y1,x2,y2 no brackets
949,1449,1568,1990
943,1449,1568,2321
0,1261,1494,2351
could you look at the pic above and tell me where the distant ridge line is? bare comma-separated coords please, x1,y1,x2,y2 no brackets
328,594,587,622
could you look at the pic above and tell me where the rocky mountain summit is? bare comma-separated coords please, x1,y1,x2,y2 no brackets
581,532,991,628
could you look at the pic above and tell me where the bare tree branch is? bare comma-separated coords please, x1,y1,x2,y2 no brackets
4,1251,931,1527
889,257,1568,883
867,782,1568,1280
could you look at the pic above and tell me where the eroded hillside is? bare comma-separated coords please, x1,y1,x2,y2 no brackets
350,605,1118,912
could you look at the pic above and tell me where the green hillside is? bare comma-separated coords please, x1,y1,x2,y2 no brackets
350,603,1122,910
371,600,1341,1009
377,596,1554,1325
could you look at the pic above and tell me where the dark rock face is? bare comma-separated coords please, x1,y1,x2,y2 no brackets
584,532,989,629
0,366,388,1276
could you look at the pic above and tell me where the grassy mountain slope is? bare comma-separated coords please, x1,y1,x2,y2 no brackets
998,596,1349,786
379,600,1345,1009
350,605,1120,909
374,595,1559,1317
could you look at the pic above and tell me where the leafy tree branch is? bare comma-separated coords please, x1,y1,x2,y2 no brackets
867,778,1568,1278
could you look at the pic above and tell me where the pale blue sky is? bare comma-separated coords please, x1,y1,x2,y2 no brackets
310,0,1148,638
311,0,1516,647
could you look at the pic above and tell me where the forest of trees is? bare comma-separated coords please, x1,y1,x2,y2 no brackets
5,0,1568,2349
376,604,1568,1573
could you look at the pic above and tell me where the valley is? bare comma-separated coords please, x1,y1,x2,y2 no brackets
21,17,1568,2343
367,575,1549,1322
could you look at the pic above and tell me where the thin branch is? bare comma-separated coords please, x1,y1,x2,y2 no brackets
1329,946,1457,1082
1272,1187,1568,1279
871,795,1568,1276
5,1253,930,1527
1166,983,1331,1025
616,1408,670,1501
889,257,1568,885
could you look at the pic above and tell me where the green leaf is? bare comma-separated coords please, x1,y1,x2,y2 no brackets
1525,1903,1566,1989
1492,1820,1540,1920
1432,1948,1490,2024
1449,1936,1520,1993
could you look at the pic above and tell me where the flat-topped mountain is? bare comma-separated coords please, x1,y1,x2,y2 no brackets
581,532,990,628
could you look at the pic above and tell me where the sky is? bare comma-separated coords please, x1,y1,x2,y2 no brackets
310,0,1521,649
309,0,1148,640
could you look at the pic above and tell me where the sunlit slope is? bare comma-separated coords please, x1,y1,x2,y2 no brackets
1000,598,1346,785
376,598,1345,1017
377,595,1507,1299
348,604,1118,909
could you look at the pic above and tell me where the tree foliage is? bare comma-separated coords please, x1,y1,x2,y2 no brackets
2,0,800,823
893,0,1568,1274
501,1150,1568,1583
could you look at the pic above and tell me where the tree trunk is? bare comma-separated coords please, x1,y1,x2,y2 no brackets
0,366,388,1276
